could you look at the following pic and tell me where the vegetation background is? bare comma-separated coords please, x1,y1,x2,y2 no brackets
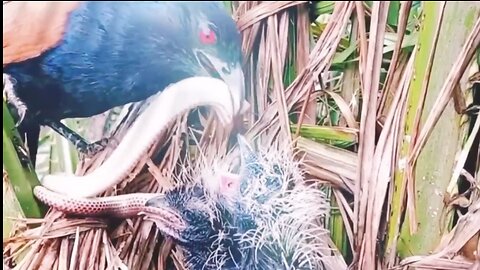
3,1,480,269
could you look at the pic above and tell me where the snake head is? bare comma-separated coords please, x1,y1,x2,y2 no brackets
143,184,220,245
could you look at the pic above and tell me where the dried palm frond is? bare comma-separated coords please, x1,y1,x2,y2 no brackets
3,1,480,270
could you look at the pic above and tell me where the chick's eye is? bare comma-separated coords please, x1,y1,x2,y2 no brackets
199,27,217,45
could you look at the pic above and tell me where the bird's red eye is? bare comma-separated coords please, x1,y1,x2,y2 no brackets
199,27,217,45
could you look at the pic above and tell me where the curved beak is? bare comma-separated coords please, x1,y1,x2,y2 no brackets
195,51,246,116
221,65,245,116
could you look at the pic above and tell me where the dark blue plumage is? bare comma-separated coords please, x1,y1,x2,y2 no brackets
3,1,244,164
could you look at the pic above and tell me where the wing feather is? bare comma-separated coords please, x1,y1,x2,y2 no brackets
3,1,82,65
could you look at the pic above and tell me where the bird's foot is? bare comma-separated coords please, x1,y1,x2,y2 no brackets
44,119,113,159
78,137,111,158
3,74,28,127
11,136,33,168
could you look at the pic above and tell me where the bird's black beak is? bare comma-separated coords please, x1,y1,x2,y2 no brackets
237,134,258,172
236,134,263,195
142,195,188,242
195,51,246,116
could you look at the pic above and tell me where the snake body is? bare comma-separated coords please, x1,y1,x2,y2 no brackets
33,185,158,218
40,76,235,198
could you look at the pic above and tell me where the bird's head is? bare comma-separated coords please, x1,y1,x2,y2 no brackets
140,135,331,268
143,184,221,245
191,2,245,115
149,1,246,115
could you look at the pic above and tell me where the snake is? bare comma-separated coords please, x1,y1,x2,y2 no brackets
33,184,190,234
33,185,158,218
39,76,237,198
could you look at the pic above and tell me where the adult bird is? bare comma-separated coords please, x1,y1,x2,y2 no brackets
3,1,245,166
